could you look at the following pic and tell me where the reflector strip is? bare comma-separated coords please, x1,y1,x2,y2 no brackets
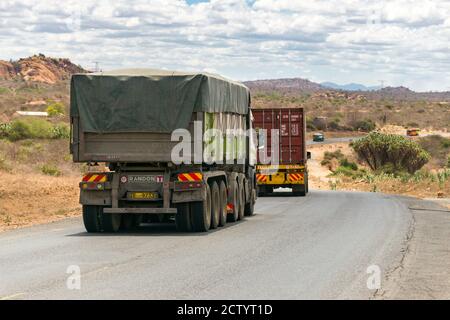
178,173,203,182
256,174,267,183
288,173,303,182
82,174,107,183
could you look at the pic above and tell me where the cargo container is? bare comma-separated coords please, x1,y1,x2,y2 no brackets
252,107,310,196
70,69,257,233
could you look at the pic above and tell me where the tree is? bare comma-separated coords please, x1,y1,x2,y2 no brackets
351,132,430,174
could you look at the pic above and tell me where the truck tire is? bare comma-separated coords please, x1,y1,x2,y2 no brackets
244,189,256,216
293,185,306,197
82,205,102,233
218,181,228,227
305,172,309,193
210,182,220,229
175,203,192,232
237,179,245,220
101,211,121,233
227,180,239,222
191,183,212,232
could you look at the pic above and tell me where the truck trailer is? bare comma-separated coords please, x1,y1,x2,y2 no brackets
70,69,257,233
252,107,309,196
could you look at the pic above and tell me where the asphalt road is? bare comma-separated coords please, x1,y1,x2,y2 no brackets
307,137,358,146
0,190,413,300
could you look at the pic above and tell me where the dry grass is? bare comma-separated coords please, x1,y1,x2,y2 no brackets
0,138,83,231
0,172,80,232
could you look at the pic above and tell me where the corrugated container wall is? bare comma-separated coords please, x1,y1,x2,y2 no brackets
252,108,306,165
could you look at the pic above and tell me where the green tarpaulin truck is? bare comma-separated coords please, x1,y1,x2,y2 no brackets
70,69,257,233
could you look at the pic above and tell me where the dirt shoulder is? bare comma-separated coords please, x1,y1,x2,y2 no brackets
0,172,80,232
377,197,450,299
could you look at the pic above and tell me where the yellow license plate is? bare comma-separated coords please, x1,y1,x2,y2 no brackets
130,192,159,200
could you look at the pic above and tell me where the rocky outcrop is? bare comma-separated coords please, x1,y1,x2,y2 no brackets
0,60,17,79
0,54,87,84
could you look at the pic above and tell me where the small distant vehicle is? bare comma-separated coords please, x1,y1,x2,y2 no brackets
406,128,420,137
313,132,325,142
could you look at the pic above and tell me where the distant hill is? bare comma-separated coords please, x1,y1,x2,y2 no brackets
244,78,325,94
244,77,450,101
0,54,87,84
321,82,381,91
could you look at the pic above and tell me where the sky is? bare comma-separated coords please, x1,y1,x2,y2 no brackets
1,0,449,92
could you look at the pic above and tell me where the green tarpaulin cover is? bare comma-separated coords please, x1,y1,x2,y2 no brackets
70,69,250,133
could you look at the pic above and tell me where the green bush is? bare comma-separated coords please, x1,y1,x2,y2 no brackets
51,123,70,139
46,102,65,116
306,117,316,130
321,150,345,166
339,158,358,171
7,118,53,141
352,132,430,174
447,156,450,169
353,119,376,132
0,123,12,138
41,164,61,176
3,118,70,141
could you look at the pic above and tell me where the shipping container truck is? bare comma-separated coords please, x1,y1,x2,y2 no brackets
253,108,310,196
70,69,257,233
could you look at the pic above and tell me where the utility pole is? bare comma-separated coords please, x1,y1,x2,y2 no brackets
379,80,385,89
93,62,100,73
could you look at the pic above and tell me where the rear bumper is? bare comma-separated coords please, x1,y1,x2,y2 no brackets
103,208,177,215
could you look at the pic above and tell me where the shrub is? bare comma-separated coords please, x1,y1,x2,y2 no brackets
352,132,430,174
447,156,450,169
51,123,70,139
7,118,53,141
328,119,341,130
321,150,345,166
339,158,358,171
3,119,70,141
41,164,61,176
419,135,450,167
46,102,65,116
306,117,316,130
0,123,12,138
353,119,376,132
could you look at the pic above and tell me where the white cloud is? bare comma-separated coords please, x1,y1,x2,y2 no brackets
0,0,449,91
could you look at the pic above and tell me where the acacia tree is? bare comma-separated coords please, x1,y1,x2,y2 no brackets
351,132,430,174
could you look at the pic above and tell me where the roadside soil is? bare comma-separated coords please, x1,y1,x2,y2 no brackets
0,172,80,232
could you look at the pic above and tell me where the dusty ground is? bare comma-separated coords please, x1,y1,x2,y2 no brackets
0,172,80,232
307,142,355,190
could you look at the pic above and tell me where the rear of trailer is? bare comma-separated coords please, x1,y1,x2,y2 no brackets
252,107,309,196
70,69,257,233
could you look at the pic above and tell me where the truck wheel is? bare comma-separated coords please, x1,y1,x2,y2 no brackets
245,189,256,216
227,180,239,222
305,172,309,193
175,203,192,232
82,205,101,233
191,183,212,232
293,185,306,197
101,211,121,232
210,182,220,229
218,181,228,227
237,180,245,220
